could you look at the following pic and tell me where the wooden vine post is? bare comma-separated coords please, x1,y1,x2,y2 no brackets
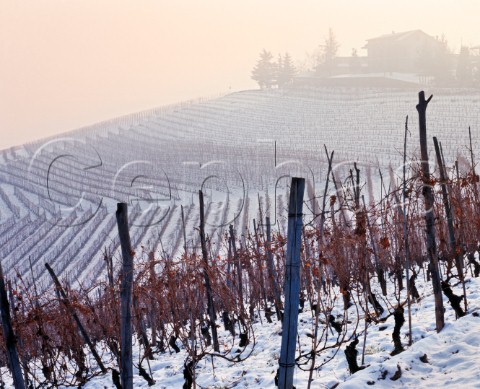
181,204,188,256
416,91,445,332
433,136,467,310
278,177,305,389
403,116,413,346
116,203,134,389
307,147,333,389
229,223,246,317
199,190,220,352
0,262,25,389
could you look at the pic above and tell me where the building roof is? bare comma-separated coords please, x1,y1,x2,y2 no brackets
366,29,429,42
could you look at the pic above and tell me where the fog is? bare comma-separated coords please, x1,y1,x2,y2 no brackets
1,0,480,150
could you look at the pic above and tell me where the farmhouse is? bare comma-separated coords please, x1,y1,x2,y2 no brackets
363,30,446,73
296,29,455,87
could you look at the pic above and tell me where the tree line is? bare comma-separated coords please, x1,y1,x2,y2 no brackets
251,51,297,89
251,28,340,89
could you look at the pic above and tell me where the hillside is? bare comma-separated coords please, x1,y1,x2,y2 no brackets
1,87,480,289
1,87,480,388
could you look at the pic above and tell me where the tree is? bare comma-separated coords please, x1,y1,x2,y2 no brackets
251,49,277,89
314,28,340,76
277,53,296,87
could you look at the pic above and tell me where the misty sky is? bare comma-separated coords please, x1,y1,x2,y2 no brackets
1,1,480,150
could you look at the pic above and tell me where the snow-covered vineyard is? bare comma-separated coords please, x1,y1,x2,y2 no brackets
1,87,480,389
0,87,479,289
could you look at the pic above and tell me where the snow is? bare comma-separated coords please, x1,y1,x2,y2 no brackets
337,278,480,388
339,315,480,388
26,273,474,388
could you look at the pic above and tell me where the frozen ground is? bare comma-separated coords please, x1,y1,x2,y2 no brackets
55,270,480,388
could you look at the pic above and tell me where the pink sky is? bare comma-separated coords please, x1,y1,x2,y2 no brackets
1,1,480,150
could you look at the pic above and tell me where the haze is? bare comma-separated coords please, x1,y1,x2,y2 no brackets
1,0,480,150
